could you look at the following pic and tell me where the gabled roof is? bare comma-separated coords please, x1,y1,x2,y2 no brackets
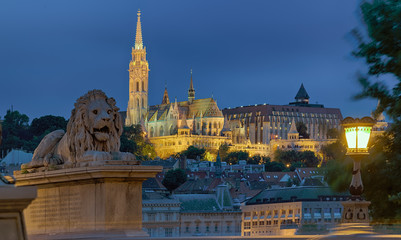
295,83,310,100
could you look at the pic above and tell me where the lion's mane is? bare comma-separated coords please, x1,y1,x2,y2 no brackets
66,90,123,162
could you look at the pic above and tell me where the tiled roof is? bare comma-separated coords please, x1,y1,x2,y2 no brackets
262,172,298,185
246,186,349,205
147,97,223,122
142,177,167,191
175,194,221,212
295,167,322,181
223,104,342,123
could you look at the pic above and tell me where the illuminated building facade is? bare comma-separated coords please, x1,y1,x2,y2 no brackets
124,11,229,158
124,12,342,159
125,10,149,126
222,84,343,145
241,186,348,236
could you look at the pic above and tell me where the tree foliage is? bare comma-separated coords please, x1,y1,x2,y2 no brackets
348,0,401,221
296,121,309,139
181,145,206,160
0,110,68,153
264,161,286,172
30,115,67,136
120,124,156,160
274,149,319,167
162,168,187,193
224,151,249,165
218,143,230,161
247,154,270,165
326,128,340,139
321,141,347,162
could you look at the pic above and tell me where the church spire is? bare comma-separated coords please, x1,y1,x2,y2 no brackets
162,85,170,105
188,69,195,103
135,10,143,50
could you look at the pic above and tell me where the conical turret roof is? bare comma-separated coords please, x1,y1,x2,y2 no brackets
295,83,310,100
289,119,298,134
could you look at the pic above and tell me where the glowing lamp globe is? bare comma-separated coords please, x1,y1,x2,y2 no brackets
341,117,376,155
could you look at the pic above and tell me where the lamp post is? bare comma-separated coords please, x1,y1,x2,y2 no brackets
341,116,375,224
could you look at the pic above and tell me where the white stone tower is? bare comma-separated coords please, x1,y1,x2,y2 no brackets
126,10,149,126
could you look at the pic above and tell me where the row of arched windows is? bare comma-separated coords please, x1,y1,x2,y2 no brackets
134,81,146,92
135,98,145,109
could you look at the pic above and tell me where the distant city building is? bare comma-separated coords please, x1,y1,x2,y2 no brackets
269,118,336,158
142,185,241,237
176,185,241,237
222,84,343,145
123,11,342,159
142,191,181,237
186,159,265,174
123,11,230,158
241,186,348,236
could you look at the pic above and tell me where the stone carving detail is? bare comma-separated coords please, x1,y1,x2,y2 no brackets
23,89,138,169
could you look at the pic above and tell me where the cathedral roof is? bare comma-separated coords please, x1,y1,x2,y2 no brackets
147,97,223,121
295,83,310,100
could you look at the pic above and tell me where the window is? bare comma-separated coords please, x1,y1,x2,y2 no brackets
136,82,139,91
164,228,172,237
148,213,155,222
215,223,219,232
196,224,199,232
244,222,251,230
165,213,172,221
185,226,189,232
142,81,144,91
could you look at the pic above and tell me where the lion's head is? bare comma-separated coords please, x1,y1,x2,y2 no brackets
67,90,122,162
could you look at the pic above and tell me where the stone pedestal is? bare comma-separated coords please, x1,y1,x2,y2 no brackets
0,176,37,240
341,200,370,224
13,161,162,239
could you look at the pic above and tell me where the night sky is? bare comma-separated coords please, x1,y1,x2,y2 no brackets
0,0,384,122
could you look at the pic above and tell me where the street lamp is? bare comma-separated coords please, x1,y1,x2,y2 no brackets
341,116,375,224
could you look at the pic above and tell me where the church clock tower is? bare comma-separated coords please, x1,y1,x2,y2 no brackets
126,10,149,126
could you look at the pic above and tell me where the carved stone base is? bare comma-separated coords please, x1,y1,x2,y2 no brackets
14,161,162,239
341,200,370,224
0,182,36,240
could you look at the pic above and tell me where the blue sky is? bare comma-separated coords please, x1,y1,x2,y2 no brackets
0,0,383,121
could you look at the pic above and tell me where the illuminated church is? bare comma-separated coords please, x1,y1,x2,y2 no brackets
124,11,343,159
125,11,230,158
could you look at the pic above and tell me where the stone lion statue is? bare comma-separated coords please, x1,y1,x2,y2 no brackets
24,90,138,169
